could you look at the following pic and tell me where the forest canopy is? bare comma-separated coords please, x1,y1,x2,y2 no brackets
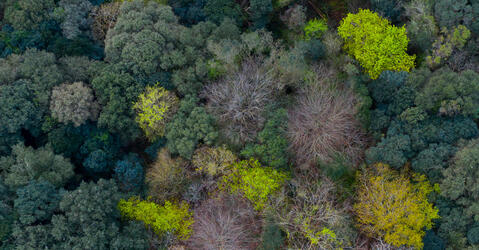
1,0,479,249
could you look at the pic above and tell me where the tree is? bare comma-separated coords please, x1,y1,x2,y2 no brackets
13,181,61,225
50,82,100,127
415,69,479,118
367,70,414,117
3,0,56,30
203,59,275,145
169,0,206,25
58,56,104,83
50,179,149,249
249,0,273,30
303,18,328,40
337,9,416,79
219,159,288,210
145,148,188,202
0,49,64,132
411,143,456,184
114,154,144,192
192,145,237,177
52,0,93,39
187,195,261,249
203,0,242,25
241,108,290,171
426,25,471,69
433,0,475,31
90,2,122,42
105,0,218,95
440,139,479,221
354,163,439,249
270,169,356,249
43,118,85,158
83,149,110,174
0,143,74,189
0,181,14,247
165,96,218,159
118,197,194,240
133,84,179,141
288,81,366,166
0,80,41,135
369,0,403,24
404,0,438,53
280,4,306,31
92,65,144,142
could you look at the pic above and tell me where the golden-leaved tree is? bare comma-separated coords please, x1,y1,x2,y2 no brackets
354,163,439,249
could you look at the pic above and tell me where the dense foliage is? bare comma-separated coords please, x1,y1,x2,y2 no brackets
2,0,479,248
338,9,415,79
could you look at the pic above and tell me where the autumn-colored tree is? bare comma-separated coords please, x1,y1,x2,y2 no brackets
118,197,194,240
219,159,288,210
145,148,188,202
192,145,237,177
133,84,179,141
354,163,440,249
337,9,416,79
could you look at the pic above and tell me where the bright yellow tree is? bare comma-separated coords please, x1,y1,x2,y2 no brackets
354,163,439,249
133,84,178,141
117,197,194,240
219,159,288,210
337,9,415,79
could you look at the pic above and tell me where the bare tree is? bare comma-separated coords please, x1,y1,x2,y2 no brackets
187,195,261,250
287,67,367,165
203,58,276,145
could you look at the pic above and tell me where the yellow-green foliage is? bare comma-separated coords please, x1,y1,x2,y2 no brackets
337,9,415,79
133,84,178,141
304,226,340,247
118,197,194,240
219,159,288,210
192,145,237,177
303,18,328,40
426,25,471,69
354,163,440,249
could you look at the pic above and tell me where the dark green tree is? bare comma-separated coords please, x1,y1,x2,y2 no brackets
0,143,74,189
92,66,144,142
14,181,62,225
203,0,243,25
3,0,56,30
166,96,218,159
49,179,149,249
241,108,290,171
415,69,479,118
249,0,273,30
